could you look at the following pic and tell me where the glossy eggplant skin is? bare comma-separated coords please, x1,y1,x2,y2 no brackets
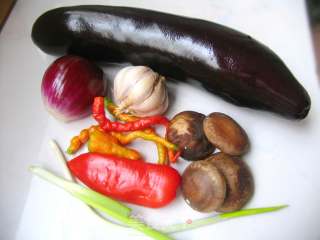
32,5,311,119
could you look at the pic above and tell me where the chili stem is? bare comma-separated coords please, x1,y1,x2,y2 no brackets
30,166,173,240
160,205,288,234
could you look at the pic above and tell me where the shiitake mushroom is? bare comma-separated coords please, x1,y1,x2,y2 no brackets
209,152,254,212
203,112,249,156
182,152,253,213
182,161,226,212
167,111,215,160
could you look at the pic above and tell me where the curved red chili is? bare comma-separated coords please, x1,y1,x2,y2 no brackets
92,97,169,132
68,153,181,208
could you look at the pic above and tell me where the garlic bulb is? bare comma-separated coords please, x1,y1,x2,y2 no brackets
113,66,169,117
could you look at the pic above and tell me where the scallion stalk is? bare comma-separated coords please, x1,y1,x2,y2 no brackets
49,139,125,229
29,166,131,217
30,166,173,240
161,205,288,233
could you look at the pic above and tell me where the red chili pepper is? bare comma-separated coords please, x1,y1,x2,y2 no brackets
168,149,181,163
68,153,181,208
92,97,169,132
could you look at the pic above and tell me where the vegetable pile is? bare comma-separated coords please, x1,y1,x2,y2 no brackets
32,60,287,239
29,5,301,239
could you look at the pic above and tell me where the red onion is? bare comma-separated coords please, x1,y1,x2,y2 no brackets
41,55,105,122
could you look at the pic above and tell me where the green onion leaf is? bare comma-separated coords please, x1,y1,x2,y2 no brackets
29,166,131,217
161,205,288,234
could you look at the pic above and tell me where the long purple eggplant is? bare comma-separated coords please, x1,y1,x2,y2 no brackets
31,6,311,119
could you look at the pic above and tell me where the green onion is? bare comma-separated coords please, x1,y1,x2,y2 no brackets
49,139,125,229
29,166,131,217
29,166,173,240
49,140,74,181
161,205,288,234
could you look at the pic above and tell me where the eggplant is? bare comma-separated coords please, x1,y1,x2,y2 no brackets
31,5,311,119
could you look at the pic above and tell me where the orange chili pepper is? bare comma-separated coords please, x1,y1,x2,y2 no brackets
67,126,96,154
67,125,116,154
88,128,141,160
110,131,173,165
105,99,171,164
110,131,177,150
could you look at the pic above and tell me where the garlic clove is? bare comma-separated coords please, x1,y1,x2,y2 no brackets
133,92,169,116
114,66,149,103
149,93,169,116
130,77,167,114
131,86,168,116
113,66,133,102
125,71,159,106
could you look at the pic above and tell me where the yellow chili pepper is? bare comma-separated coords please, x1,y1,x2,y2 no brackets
88,128,141,160
67,136,82,154
157,143,168,165
110,131,177,150
67,125,115,154
67,128,91,154
105,99,176,164
142,128,168,164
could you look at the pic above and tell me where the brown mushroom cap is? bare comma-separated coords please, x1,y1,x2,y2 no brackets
203,112,249,156
207,152,254,212
182,160,226,212
167,111,215,160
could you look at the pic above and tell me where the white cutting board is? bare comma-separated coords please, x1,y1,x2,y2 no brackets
5,0,320,239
